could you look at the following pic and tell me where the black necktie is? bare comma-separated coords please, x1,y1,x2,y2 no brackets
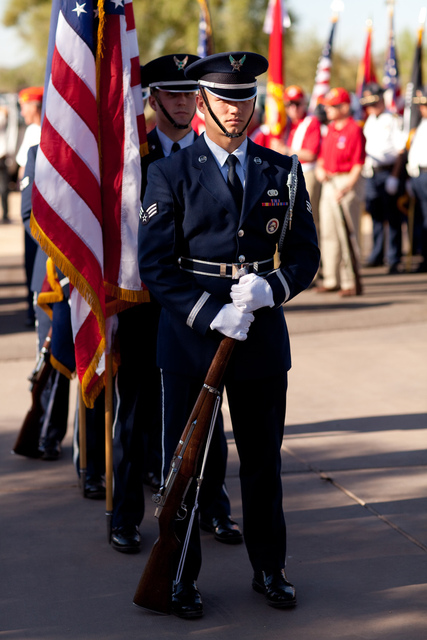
226,154,244,210
171,142,181,153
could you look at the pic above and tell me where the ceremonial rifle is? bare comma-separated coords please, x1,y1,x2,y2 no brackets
133,334,236,614
12,328,53,458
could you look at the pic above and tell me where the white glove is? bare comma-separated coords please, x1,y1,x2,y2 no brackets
230,273,274,312
385,175,399,196
210,303,254,341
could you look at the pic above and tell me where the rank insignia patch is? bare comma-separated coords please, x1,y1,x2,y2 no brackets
139,202,158,225
262,199,288,207
266,218,279,234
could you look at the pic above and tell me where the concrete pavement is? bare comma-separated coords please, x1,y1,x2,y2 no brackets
1,194,426,639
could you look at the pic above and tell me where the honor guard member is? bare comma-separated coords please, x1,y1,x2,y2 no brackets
360,83,406,273
141,53,244,546
138,51,320,617
110,54,198,553
110,53,240,553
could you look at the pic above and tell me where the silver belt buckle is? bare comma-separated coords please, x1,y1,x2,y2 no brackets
232,262,249,279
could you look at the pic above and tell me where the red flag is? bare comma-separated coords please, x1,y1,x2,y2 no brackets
356,20,378,99
263,0,289,138
31,0,148,407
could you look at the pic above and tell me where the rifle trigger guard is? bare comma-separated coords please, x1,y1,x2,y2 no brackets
176,504,187,521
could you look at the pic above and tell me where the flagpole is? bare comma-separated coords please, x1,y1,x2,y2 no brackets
78,383,87,497
105,351,114,542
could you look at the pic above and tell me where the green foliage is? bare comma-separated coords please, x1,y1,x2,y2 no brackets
1,0,427,96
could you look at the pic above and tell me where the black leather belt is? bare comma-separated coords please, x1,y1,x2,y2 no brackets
178,256,275,278
372,164,395,173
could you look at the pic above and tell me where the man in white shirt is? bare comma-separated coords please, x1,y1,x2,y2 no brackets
360,82,406,273
16,87,43,178
407,87,427,272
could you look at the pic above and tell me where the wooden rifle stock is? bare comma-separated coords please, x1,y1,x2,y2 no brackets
12,328,53,458
133,336,235,614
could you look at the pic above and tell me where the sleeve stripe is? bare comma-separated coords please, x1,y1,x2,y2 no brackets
186,291,211,328
274,269,290,303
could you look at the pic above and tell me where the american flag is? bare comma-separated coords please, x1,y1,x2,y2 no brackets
197,0,214,58
31,0,148,408
263,0,290,138
383,7,403,114
307,4,341,115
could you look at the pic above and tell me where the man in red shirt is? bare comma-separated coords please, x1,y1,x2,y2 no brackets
315,88,366,296
253,85,322,230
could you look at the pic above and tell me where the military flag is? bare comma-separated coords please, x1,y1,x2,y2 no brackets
354,19,378,122
308,1,344,115
383,0,403,114
356,19,378,99
403,8,426,135
197,0,214,58
263,0,290,138
31,0,148,408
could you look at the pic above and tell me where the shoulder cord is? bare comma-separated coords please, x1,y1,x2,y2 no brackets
278,153,299,253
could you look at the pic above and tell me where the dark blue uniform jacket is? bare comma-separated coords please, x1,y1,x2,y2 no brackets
138,135,320,380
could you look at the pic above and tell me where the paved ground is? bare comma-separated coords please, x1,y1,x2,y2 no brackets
1,193,426,639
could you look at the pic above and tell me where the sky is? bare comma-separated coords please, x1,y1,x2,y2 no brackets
0,0,426,69
291,0,426,56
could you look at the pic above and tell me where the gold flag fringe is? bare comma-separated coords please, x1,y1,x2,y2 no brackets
37,257,64,320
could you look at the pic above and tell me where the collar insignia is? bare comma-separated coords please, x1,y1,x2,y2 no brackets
229,54,246,71
174,55,189,71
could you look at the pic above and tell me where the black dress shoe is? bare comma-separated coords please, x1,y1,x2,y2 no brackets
84,476,106,500
200,516,243,544
252,570,297,608
387,263,401,275
171,580,203,619
40,442,61,461
111,525,141,553
142,471,161,493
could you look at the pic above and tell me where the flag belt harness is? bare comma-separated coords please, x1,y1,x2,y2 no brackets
178,256,275,278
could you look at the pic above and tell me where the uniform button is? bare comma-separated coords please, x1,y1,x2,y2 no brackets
238,229,244,237
238,255,246,262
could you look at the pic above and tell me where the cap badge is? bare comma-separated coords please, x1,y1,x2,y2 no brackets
229,54,246,71
174,55,189,71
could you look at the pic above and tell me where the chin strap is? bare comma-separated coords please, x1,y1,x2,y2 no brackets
154,93,196,130
200,87,256,139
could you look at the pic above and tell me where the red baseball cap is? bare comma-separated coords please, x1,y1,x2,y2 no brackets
18,86,44,104
283,85,305,103
323,87,351,106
